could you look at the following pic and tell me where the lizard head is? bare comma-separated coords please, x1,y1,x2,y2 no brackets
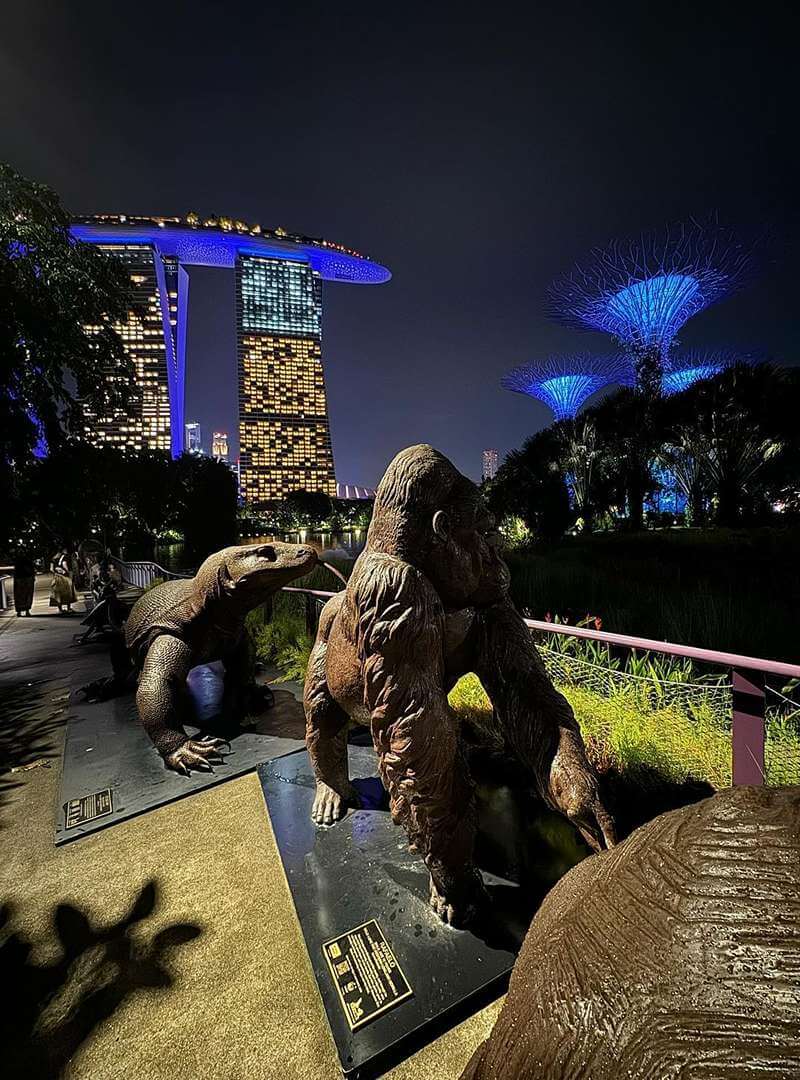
198,542,318,606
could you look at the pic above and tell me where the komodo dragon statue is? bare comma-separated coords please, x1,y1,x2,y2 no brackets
123,542,317,774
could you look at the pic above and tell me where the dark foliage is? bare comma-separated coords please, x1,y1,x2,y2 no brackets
2,444,237,563
487,429,576,539
0,163,132,503
174,452,238,560
491,363,800,538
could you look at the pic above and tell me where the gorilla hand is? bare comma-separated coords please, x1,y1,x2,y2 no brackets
311,780,361,826
548,727,616,852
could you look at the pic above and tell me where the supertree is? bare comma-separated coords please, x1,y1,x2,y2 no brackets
547,216,763,396
501,353,630,420
661,347,757,395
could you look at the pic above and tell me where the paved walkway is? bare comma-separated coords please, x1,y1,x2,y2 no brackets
0,578,499,1079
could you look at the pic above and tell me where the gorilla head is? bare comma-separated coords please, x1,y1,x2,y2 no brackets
366,444,510,609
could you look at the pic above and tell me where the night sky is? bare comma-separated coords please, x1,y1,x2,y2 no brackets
2,4,796,485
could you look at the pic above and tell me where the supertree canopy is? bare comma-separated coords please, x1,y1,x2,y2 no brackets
501,353,630,420
547,217,762,391
661,348,756,395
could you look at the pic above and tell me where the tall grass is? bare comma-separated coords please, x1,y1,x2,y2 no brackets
246,591,314,684
448,673,800,788
247,530,800,789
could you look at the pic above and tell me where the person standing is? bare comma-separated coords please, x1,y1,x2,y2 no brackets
49,547,77,614
12,548,36,616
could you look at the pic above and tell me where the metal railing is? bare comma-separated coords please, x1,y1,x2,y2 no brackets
114,558,190,590
282,585,800,788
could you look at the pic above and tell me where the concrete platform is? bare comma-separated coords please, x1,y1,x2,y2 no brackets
1,580,501,1079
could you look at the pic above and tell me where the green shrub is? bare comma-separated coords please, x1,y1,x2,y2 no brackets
246,592,314,683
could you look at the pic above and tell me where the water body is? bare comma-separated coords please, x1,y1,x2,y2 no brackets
154,530,368,573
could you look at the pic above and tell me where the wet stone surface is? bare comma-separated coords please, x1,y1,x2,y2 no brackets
259,744,588,1079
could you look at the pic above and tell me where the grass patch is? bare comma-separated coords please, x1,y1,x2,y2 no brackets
448,672,800,789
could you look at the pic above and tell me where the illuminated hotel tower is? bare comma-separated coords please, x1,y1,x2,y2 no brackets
81,244,180,452
211,430,229,460
236,256,334,500
71,215,390,497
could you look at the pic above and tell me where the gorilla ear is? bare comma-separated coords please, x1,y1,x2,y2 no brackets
432,510,451,541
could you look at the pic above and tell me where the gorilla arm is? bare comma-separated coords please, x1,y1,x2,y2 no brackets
358,556,487,926
475,601,616,852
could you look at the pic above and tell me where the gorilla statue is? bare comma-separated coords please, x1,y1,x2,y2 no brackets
304,444,615,926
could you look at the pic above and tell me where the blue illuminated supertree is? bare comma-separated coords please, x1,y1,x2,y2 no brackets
547,216,762,396
661,347,756,395
501,353,630,420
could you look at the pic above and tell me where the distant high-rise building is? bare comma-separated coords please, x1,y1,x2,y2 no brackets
185,422,202,455
212,430,229,461
70,215,390,498
81,244,177,451
336,482,376,500
482,448,499,481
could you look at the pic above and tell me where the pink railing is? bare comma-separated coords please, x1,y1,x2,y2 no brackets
283,586,800,787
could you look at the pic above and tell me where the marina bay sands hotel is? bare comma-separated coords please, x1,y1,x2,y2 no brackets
70,214,390,502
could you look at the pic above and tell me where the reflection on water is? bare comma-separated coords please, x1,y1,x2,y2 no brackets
153,530,367,572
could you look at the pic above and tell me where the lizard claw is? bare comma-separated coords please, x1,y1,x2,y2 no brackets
164,737,229,776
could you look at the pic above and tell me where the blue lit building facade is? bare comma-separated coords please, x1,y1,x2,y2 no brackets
70,215,390,501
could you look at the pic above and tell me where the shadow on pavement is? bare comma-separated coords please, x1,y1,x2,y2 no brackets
0,682,67,827
0,880,202,1080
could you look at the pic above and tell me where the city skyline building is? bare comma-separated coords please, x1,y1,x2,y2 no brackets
185,421,202,454
71,214,390,500
482,448,499,481
236,254,335,501
211,430,229,461
335,482,376,500
81,243,176,451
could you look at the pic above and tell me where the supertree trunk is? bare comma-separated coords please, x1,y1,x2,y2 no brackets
633,343,664,400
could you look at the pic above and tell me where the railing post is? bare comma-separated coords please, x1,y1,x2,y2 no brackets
731,666,766,786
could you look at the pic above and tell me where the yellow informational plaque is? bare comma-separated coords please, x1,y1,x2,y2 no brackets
322,919,413,1030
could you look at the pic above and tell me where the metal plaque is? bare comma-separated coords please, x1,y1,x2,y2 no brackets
323,919,413,1031
64,788,113,828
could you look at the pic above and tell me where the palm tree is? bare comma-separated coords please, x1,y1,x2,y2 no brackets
672,364,786,526
586,388,661,530
555,417,600,532
656,436,708,526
